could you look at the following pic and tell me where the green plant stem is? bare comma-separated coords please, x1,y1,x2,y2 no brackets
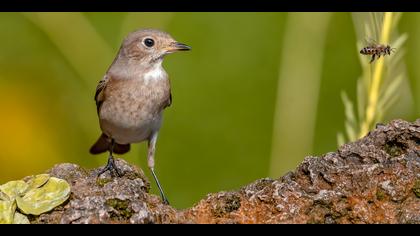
359,12,393,138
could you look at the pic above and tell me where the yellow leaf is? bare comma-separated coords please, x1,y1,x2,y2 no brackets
25,174,50,191
13,212,30,224
0,180,29,200
16,177,70,215
0,200,16,224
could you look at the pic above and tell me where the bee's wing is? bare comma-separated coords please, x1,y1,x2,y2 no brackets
364,36,378,46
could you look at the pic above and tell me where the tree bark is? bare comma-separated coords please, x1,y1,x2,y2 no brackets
30,119,420,224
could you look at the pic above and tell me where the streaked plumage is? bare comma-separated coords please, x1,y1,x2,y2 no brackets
90,29,190,205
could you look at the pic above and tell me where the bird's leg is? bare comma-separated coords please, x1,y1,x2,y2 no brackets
97,139,122,177
148,132,169,205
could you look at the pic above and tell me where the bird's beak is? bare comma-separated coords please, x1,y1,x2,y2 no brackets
166,42,191,53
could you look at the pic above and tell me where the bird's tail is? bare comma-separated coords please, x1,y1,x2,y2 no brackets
89,133,131,155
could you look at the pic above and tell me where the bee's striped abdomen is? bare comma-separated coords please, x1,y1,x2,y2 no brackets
360,47,374,55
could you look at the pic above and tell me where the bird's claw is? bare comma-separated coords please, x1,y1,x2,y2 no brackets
97,156,122,177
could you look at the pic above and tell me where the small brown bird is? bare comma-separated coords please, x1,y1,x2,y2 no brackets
90,29,190,204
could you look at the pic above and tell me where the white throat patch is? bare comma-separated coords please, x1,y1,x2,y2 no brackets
144,63,165,81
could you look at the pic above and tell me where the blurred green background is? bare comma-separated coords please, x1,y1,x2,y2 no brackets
0,12,418,209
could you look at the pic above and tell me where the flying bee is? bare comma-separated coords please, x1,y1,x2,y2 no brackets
360,41,396,63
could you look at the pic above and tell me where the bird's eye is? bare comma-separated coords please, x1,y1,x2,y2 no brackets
144,38,155,48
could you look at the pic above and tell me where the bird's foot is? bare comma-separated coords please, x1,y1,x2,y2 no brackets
162,197,170,205
97,156,122,177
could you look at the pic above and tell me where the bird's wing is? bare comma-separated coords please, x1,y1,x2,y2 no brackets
95,74,109,114
164,78,172,108
165,92,172,108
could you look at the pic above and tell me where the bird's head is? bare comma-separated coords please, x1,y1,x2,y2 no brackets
120,29,191,66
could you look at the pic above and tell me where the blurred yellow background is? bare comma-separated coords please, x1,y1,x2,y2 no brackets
0,12,418,208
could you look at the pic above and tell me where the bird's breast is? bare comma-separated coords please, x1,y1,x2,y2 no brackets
99,74,171,143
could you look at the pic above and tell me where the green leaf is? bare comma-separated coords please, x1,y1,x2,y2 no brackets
0,200,16,224
0,180,29,200
391,13,403,31
26,174,50,191
0,191,8,201
350,12,408,143
372,13,382,41
356,78,366,123
13,212,30,224
381,93,400,115
341,91,358,141
345,121,357,142
341,92,357,127
379,75,403,112
369,13,378,40
391,33,408,50
16,177,70,215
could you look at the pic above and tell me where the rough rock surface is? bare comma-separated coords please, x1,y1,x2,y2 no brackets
30,119,420,224
29,160,177,223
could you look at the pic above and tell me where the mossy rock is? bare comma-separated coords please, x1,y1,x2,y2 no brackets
413,180,420,198
105,198,134,220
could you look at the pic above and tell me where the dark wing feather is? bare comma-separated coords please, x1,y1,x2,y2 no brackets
163,91,172,109
167,92,172,107
95,74,109,114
